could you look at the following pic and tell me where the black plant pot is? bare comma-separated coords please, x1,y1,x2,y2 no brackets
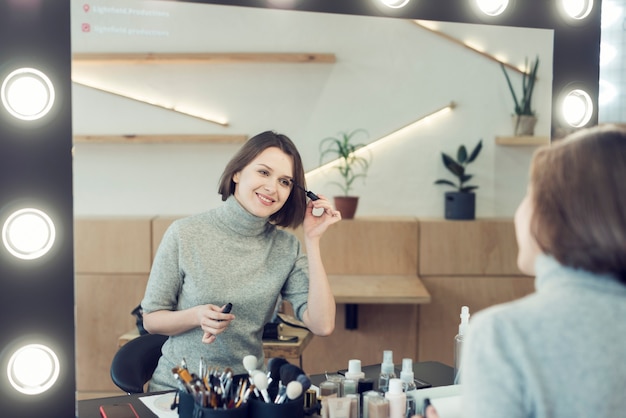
444,191,476,220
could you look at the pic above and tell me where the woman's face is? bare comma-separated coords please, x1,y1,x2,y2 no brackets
514,191,542,275
233,147,294,218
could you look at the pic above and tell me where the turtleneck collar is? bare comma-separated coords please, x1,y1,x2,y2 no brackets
214,195,271,237
534,253,624,293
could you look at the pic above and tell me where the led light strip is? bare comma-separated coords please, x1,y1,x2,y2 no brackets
306,101,456,179
72,79,229,127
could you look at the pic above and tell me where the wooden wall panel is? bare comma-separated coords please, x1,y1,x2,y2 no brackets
74,217,153,274
75,274,149,393
289,217,419,275
419,219,523,276
302,304,420,375
417,275,535,366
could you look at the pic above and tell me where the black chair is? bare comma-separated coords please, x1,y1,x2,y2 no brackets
110,333,168,394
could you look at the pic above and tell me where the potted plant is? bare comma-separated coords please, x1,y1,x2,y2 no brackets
319,129,371,219
500,56,539,136
434,139,482,220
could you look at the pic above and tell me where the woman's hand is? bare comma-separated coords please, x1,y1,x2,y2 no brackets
302,194,341,240
412,404,440,418
197,303,235,344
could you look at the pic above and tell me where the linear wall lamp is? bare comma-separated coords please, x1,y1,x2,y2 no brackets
306,101,456,180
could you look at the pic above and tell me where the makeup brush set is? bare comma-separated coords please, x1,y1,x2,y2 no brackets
174,355,310,417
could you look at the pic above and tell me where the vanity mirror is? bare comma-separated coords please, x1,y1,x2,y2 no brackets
70,0,602,399
0,0,602,415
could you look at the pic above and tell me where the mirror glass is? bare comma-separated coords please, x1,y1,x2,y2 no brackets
72,0,553,218
70,0,553,398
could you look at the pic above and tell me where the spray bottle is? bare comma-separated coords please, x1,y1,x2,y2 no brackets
400,358,418,416
378,350,396,393
454,306,470,384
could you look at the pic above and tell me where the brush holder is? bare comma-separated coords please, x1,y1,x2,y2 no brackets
177,391,195,418
192,402,249,418
248,397,304,418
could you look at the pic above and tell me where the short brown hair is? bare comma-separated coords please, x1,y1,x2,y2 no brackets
529,124,626,283
217,130,308,229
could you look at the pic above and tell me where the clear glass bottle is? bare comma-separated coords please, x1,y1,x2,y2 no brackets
400,358,418,416
454,306,470,384
378,350,396,393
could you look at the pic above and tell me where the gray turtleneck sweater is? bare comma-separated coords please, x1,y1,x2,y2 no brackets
141,196,309,391
461,254,626,418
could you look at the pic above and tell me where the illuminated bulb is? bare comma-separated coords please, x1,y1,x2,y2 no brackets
380,0,410,8
7,344,60,395
1,68,55,121
475,0,510,16
561,89,593,128
560,0,594,20
2,208,56,260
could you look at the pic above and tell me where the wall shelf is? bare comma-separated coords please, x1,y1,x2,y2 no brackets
329,274,431,304
496,135,550,146
72,52,336,65
73,134,248,144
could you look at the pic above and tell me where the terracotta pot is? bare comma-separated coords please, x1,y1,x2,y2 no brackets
334,196,359,219
512,115,537,136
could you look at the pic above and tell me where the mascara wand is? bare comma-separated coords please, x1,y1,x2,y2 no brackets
290,179,320,201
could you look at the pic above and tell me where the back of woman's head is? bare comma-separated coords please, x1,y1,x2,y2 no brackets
529,124,626,282
218,130,308,229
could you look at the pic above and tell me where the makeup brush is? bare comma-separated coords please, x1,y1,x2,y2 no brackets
279,363,305,385
267,357,289,394
253,371,272,403
290,179,319,201
242,355,258,376
277,380,303,404
296,373,311,392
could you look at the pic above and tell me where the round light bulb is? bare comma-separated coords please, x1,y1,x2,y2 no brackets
380,0,410,9
2,208,56,260
7,344,60,395
1,67,55,121
559,0,594,20
475,0,509,16
561,89,594,128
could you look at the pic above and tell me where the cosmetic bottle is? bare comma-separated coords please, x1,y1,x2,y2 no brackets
344,359,365,382
400,358,418,416
378,350,395,393
454,305,470,384
384,378,406,418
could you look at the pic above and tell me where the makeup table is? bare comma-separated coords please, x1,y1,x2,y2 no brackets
76,361,454,418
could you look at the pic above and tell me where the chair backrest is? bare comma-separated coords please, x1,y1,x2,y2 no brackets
110,333,168,394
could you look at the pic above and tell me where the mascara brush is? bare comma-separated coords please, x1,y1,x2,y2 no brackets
290,179,319,201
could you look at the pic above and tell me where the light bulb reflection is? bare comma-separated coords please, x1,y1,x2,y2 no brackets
7,344,60,395
1,68,55,121
562,89,594,127
2,208,56,260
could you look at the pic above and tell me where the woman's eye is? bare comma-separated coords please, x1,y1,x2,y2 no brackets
258,169,269,176
279,179,291,187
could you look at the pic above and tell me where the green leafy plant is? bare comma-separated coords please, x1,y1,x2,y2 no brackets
434,140,483,193
500,56,539,116
319,129,371,196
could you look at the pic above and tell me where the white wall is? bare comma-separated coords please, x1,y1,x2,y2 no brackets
71,0,553,217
